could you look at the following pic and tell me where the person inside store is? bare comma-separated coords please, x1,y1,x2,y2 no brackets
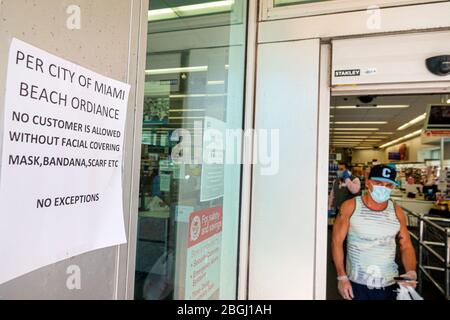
328,162,361,216
150,168,161,198
352,167,365,194
332,164,417,300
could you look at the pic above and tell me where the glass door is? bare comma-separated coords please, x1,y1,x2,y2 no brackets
134,0,247,300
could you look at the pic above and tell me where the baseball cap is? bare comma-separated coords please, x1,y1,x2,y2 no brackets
368,164,398,185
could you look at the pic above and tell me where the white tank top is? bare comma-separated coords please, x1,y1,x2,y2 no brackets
346,196,400,287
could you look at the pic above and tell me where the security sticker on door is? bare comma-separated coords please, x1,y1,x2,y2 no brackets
334,69,361,77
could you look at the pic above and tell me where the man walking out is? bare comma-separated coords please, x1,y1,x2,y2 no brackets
332,165,417,300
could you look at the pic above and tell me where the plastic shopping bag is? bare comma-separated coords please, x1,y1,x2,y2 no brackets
396,285,424,300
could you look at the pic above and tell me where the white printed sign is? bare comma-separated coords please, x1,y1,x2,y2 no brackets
0,38,129,284
184,206,223,300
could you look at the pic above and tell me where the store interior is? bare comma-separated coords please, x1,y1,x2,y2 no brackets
326,93,450,300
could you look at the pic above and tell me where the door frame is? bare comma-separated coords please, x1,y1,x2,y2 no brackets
124,0,254,300
123,0,149,300
314,43,331,300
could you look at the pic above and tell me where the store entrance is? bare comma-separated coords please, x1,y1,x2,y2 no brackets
325,93,450,300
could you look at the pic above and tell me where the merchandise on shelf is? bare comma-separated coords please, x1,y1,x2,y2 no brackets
329,162,338,192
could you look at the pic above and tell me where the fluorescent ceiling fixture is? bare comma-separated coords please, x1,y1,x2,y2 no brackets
148,0,235,22
332,136,370,139
207,80,225,85
148,8,178,21
332,141,360,143
331,139,364,142
331,128,379,131
375,132,393,135
379,129,422,149
354,147,373,150
145,66,208,75
170,93,227,98
333,134,387,139
180,0,234,12
397,113,426,131
447,98,450,104
169,109,204,112
331,140,360,142
332,143,359,145
331,105,409,109
332,121,387,125
169,116,204,120
334,136,388,141
332,138,382,141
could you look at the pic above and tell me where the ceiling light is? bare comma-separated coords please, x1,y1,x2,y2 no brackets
374,132,393,135
168,116,204,120
332,143,359,146
397,113,426,131
207,80,225,85
148,8,178,21
333,135,387,139
332,136,370,138
331,105,409,109
332,140,366,142
332,139,382,142
180,0,234,12
354,147,373,150
447,98,450,104
331,128,379,131
332,121,387,125
332,145,359,147
146,66,208,75
331,132,372,134
169,93,227,98
169,109,204,112
379,129,422,149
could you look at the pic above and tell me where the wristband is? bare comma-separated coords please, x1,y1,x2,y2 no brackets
337,275,348,281
405,270,417,280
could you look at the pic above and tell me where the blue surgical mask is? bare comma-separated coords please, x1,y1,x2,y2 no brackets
370,185,392,203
